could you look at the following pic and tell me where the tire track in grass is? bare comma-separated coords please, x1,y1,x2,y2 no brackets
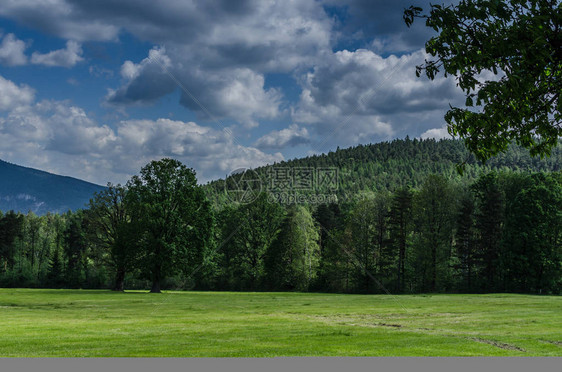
285,312,531,353
470,337,526,352
539,339,562,346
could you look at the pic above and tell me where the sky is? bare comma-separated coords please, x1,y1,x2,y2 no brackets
0,0,462,185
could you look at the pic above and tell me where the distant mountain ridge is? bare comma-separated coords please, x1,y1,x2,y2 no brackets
0,159,105,215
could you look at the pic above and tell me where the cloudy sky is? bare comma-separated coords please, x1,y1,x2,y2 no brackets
0,0,462,185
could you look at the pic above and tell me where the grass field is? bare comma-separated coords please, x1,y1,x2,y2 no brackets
0,289,560,357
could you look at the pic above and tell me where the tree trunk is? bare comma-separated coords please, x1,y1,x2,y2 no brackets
431,243,437,292
113,267,126,291
399,240,405,293
150,262,162,293
467,258,472,292
150,277,161,293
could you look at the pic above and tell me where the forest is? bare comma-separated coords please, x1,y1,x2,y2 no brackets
0,138,561,294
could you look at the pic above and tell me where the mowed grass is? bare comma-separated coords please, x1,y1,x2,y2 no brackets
0,289,560,357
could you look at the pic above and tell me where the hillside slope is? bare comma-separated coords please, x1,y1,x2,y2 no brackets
0,159,105,214
206,138,562,206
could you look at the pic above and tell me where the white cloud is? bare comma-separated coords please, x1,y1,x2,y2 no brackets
120,60,140,80
0,33,28,66
0,0,461,141
0,76,35,111
420,126,452,140
114,118,284,180
190,67,282,128
254,124,310,150
0,74,282,184
31,40,84,68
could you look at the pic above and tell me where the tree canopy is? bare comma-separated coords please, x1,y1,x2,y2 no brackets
86,183,135,291
127,158,213,293
404,0,561,162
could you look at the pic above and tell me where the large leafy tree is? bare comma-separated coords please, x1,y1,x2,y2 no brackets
265,205,320,291
86,184,136,291
501,173,562,293
405,0,562,162
127,158,213,293
229,193,285,290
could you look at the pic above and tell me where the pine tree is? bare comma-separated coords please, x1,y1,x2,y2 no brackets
413,175,457,292
47,246,63,288
472,173,504,291
389,188,412,292
454,194,477,292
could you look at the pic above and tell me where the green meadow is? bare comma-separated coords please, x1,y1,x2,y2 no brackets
0,289,560,357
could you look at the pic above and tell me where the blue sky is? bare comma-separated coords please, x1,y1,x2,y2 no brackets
0,0,461,185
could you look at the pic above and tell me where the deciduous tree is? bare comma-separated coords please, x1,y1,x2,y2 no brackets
405,0,562,162
127,159,213,293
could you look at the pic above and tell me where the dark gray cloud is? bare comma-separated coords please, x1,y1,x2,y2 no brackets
106,48,177,106
0,0,333,62
325,0,457,53
1,0,332,125
0,0,453,124
105,47,284,127
293,48,465,149
0,1,119,41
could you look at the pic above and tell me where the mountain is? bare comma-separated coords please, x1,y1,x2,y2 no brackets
205,138,562,206
0,159,105,215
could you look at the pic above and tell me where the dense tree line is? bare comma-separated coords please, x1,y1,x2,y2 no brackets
1,157,560,294
206,138,562,207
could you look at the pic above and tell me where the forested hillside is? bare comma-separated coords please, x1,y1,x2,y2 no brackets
206,138,562,206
